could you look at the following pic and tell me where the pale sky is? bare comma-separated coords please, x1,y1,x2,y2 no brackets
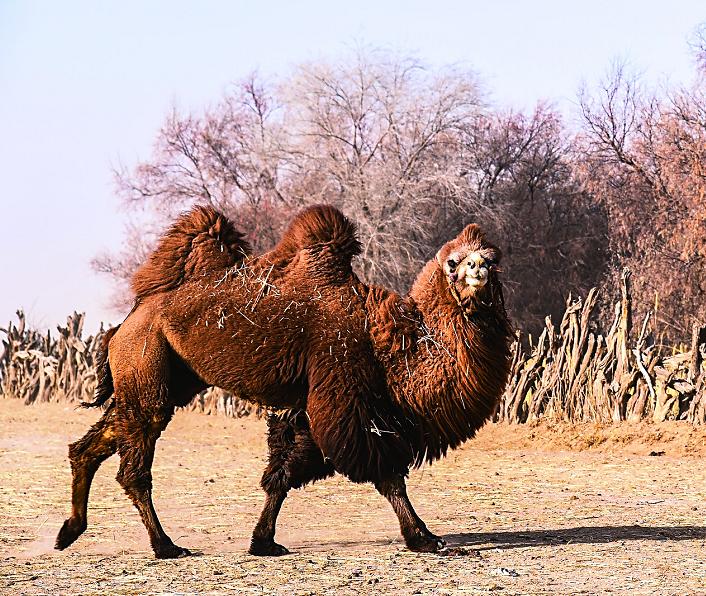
1,0,704,333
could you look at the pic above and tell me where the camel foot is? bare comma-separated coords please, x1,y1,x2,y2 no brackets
55,517,87,550
249,538,290,556
406,532,446,553
154,543,192,559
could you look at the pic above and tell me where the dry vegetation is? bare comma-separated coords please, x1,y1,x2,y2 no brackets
0,311,256,417
501,271,706,425
2,400,706,595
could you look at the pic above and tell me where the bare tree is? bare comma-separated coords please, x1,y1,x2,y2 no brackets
460,105,607,332
578,57,706,340
279,50,487,290
689,22,706,75
102,51,490,299
99,48,606,333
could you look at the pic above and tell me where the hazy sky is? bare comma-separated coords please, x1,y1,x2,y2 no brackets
1,0,704,333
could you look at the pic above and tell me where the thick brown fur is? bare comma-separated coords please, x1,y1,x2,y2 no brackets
131,205,251,301
79,326,120,409
263,204,362,274
56,204,513,558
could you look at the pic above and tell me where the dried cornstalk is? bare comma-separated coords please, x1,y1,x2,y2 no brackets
3,290,705,425
0,311,258,418
497,272,706,425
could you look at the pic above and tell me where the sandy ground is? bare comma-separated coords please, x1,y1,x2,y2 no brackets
1,399,706,596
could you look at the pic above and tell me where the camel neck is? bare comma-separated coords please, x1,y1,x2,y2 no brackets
379,262,513,466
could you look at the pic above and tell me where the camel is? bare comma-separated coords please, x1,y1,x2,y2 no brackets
55,204,513,558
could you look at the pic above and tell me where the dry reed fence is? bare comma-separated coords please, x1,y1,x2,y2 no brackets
499,271,706,424
2,273,705,424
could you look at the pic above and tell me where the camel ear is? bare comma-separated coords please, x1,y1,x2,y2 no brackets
435,245,451,270
482,246,501,266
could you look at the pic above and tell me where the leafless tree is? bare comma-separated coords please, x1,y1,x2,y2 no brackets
689,22,706,75
459,104,607,331
278,50,489,289
578,56,706,340
99,49,607,333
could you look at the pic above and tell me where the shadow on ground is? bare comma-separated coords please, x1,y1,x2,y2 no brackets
446,525,706,550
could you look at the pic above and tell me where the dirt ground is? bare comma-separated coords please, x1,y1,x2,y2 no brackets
1,399,706,595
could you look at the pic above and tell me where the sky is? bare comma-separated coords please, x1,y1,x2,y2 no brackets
1,0,704,333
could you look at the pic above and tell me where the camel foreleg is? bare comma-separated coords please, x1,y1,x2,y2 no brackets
375,475,446,552
250,411,335,556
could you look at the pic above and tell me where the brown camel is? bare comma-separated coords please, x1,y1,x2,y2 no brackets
55,204,513,558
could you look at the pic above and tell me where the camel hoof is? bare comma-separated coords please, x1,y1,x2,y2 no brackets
249,538,290,556
154,544,192,559
55,517,87,550
406,533,446,553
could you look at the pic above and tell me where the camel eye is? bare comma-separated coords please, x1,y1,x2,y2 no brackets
446,258,457,270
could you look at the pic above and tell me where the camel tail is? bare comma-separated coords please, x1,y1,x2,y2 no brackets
131,205,252,300
80,325,120,409
270,205,362,265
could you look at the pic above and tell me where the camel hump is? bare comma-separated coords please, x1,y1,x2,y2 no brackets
131,205,251,300
269,205,362,268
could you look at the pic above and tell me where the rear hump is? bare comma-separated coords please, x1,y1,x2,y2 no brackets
131,206,251,300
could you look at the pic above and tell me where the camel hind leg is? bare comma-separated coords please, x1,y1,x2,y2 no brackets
56,405,119,550
107,319,199,559
114,400,188,559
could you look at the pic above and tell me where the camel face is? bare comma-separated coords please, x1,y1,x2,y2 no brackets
443,250,494,305
437,224,500,308
444,250,489,288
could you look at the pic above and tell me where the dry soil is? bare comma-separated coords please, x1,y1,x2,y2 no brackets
1,399,706,595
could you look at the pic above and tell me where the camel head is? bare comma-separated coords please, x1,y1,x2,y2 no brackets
435,223,502,313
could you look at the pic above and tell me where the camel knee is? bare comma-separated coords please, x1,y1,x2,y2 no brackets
374,475,407,498
68,431,99,464
116,460,152,496
260,466,289,494
114,409,172,492
68,418,117,471
262,411,335,493
116,446,155,495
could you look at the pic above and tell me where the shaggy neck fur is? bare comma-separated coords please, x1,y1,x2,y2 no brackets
367,259,513,467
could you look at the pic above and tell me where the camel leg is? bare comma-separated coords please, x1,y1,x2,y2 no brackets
250,491,288,556
249,412,335,556
55,406,119,550
375,475,446,552
115,406,189,559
